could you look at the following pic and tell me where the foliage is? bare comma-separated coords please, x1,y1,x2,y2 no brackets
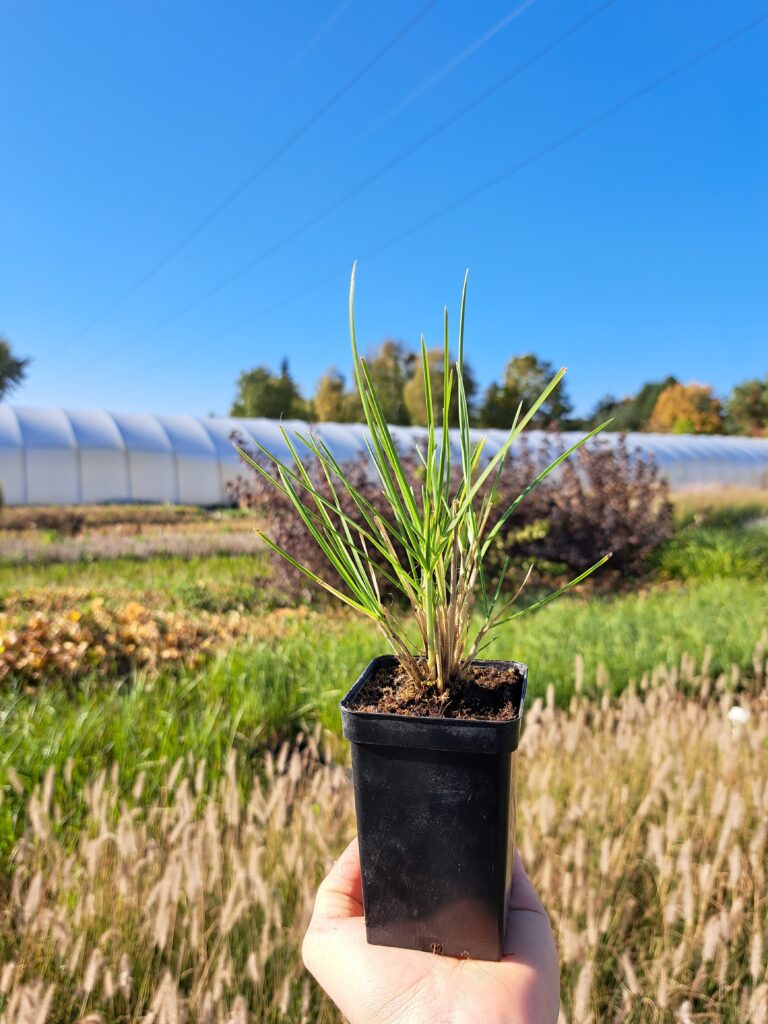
312,369,358,423
725,374,768,436
480,353,573,429
0,738,347,1023
581,376,678,432
480,436,673,579
647,382,723,435
0,337,30,401
233,432,672,597
653,522,768,582
231,359,313,420
365,339,416,425
0,595,251,688
1,648,767,1022
229,449,394,599
401,345,478,427
235,269,608,691
312,342,417,425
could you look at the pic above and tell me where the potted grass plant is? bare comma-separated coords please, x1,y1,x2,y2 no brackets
235,266,609,961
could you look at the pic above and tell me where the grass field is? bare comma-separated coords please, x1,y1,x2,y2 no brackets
1,494,767,1022
1,650,766,1023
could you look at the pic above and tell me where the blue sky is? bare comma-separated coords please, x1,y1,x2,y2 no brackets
2,0,766,418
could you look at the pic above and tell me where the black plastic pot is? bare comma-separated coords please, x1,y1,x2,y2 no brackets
340,654,527,961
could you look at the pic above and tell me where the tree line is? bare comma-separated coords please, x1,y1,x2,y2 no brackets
230,341,768,436
0,332,764,436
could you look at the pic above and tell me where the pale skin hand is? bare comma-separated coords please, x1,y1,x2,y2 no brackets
302,839,560,1024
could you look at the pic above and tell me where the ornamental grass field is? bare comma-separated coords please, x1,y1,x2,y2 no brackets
1,496,768,1022
1,647,767,1023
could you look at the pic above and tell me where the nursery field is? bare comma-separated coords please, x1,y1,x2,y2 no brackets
1,492,768,1022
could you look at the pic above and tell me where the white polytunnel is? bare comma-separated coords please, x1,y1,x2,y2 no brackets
1,405,767,506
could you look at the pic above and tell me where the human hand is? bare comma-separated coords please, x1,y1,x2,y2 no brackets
302,838,560,1024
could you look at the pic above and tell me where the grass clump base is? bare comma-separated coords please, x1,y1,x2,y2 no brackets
350,658,525,720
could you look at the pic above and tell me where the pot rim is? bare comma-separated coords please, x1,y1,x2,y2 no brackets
340,654,527,754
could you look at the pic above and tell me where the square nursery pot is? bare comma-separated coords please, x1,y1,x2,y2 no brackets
340,654,527,962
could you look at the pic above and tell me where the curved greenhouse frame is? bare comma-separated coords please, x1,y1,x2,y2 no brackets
1,405,767,505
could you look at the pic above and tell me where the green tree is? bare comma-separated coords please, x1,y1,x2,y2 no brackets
230,359,312,419
0,336,30,400
725,376,768,436
403,348,477,426
479,354,571,429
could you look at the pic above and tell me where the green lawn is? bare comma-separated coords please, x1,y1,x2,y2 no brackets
0,552,271,610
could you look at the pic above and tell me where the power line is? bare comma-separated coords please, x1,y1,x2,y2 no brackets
54,0,614,382
99,10,766,388
252,0,355,111
49,0,438,358
349,0,539,148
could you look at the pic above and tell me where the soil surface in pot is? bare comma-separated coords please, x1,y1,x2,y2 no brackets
350,661,524,721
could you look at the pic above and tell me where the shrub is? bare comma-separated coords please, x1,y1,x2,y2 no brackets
492,435,674,578
653,523,768,582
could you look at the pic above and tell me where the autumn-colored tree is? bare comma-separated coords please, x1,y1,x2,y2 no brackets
313,370,346,422
480,354,572,429
402,348,477,426
725,376,768,436
365,340,414,425
311,341,413,424
647,382,723,435
313,369,360,422
581,377,678,432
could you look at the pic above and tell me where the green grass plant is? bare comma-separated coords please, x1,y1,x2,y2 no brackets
0,552,270,609
237,267,608,690
654,522,768,581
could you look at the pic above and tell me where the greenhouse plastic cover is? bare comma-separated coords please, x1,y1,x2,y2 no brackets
1,405,767,505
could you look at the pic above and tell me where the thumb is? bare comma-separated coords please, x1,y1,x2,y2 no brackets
311,837,364,923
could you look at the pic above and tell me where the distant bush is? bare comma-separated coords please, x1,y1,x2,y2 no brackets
654,523,768,582
0,596,251,689
487,436,674,579
231,434,673,599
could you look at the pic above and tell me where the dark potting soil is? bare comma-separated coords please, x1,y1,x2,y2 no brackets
350,660,524,722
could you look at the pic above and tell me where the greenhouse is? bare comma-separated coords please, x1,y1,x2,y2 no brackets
1,404,767,506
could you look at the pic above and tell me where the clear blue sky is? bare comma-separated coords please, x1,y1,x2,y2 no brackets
2,0,766,418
